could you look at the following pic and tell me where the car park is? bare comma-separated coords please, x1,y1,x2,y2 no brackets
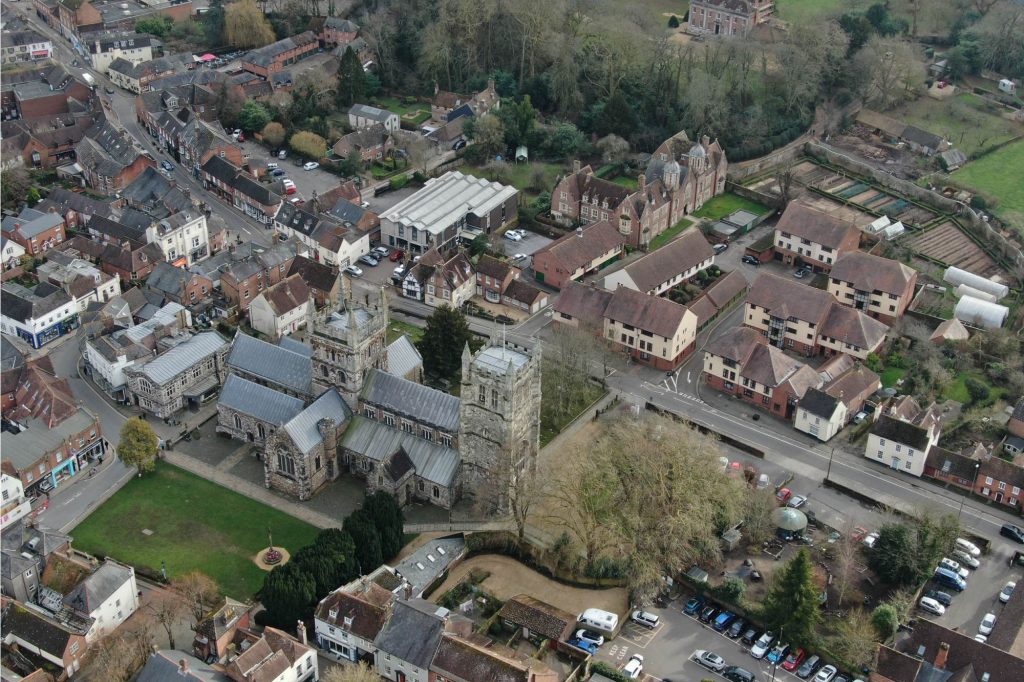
952,550,980,568
631,610,659,629
918,597,946,616
684,596,705,616
1001,523,1024,543
924,589,953,607
699,605,718,623
358,255,379,267
342,265,362,277
766,643,790,665
939,558,970,579
712,611,735,631
622,654,643,679
750,632,775,659
741,255,760,266
979,613,996,635
815,665,838,682
956,538,981,557
695,650,726,672
781,648,806,671
303,161,319,170
724,666,756,682
796,655,821,679
575,629,604,647
727,618,747,639
1000,581,1016,603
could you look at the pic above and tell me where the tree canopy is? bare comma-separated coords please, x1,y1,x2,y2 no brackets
289,131,328,160
868,515,960,588
238,101,271,133
224,0,275,49
336,46,368,108
761,548,822,647
416,305,482,387
117,419,159,474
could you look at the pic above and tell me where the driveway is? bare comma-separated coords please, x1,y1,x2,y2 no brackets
429,554,627,617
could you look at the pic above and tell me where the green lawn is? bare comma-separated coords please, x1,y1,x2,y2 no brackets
692,193,770,221
775,0,850,23
609,175,638,190
880,366,906,388
461,162,565,200
387,319,424,345
540,382,607,446
72,463,319,597
370,96,429,118
891,94,1020,158
940,371,1004,404
953,140,1024,230
649,218,695,251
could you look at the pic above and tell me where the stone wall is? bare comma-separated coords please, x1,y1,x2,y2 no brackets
215,404,274,448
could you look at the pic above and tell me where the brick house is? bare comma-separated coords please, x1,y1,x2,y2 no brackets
331,123,394,163
35,187,114,229
773,199,862,273
1,601,88,678
317,16,359,47
7,67,93,119
61,235,164,284
531,220,626,290
107,55,183,94
144,260,213,306
602,228,715,296
687,0,775,37
219,241,299,312
201,155,282,224
1010,399,1024,439
474,255,548,313
74,120,154,194
827,251,918,324
288,255,342,309
57,0,193,38
239,31,318,78
1,206,66,256
924,445,1024,510
745,273,889,360
2,116,97,169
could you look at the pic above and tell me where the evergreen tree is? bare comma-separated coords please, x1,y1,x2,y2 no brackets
416,305,481,386
203,0,226,47
336,47,368,108
343,511,383,573
595,91,639,138
761,548,821,647
363,492,405,561
260,562,315,626
497,95,536,148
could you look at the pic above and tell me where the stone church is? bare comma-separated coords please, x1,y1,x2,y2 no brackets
215,289,541,510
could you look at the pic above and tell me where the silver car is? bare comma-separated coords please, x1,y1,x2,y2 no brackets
695,650,726,672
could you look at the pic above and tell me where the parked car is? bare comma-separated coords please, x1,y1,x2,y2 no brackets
741,627,761,646
1001,523,1024,544
684,596,705,616
924,589,953,607
105,86,115,94
933,567,967,592
787,495,808,509
712,611,735,631
953,550,980,569
1000,581,1016,603
750,632,775,659
267,162,278,170
699,605,718,623
161,160,175,172
713,243,729,254
574,629,604,647
567,637,597,655
503,230,522,241
975,634,987,643
342,265,362,277
631,610,659,629
918,596,946,616
794,267,811,279
939,558,970,579
358,255,379,267
284,185,298,195
623,654,644,679
782,648,806,671
303,161,319,171
724,666,756,682
955,538,981,557
272,168,286,176
796,655,821,679
815,665,838,682
389,249,405,262
695,650,726,672
727,618,747,639
237,132,245,142
979,613,996,635
372,246,390,258
742,255,761,266
766,643,790,665
776,488,793,504
278,150,287,159
863,532,880,548
452,138,467,150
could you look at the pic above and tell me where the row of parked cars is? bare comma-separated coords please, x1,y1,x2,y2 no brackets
684,596,864,682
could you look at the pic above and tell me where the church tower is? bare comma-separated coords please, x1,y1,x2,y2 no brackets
310,284,389,407
458,337,542,512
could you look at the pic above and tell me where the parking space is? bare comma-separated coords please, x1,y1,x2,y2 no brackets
238,139,353,201
500,229,552,258
928,541,1022,634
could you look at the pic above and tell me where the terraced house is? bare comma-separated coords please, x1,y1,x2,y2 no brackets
239,31,318,78
773,199,861,273
827,251,918,324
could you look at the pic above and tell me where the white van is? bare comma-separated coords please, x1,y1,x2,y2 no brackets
578,608,618,634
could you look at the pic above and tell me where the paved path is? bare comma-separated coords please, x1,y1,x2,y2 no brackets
162,450,338,529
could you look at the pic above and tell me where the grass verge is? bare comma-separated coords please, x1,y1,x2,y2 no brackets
387,319,424,345
692,193,770,221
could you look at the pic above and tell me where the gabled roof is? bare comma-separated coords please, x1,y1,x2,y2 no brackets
553,281,613,327
12,360,77,428
227,333,312,396
891,617,1024,681
532,219,626,278
829,251,916,296
315,583,392,642
254,273,309,317
475,254,512,281
496,595,575,642
557,166,632,208
798,388,840,419
341,416,460,487
133,332,226,386
747,273,833,323
2,603,82,658
820,303,889,351
386,334,422,379
288,255,338,294
775,200,860,250
145,261,190,296
504,278,544,306
63,560,133,616
871,414,932,450
360,368,460,432
240,31,317,68
219,374,304,426
349,103,397,122
431,633,556,682
136,650,220,682
372,599,448,668
607,228,714,293
282,388,352,454
604,285,693,339
741,343,817,394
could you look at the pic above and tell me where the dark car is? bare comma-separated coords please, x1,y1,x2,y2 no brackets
699,605,718,623
1002,523,1024,544
741,628,760,646
797,655,821,679
105,86,115,94
723,666,755,682
727,618,747,639
160,160,175,172
683,596,705,616
358,254,379,267
742,255,760,266
924,589,953,607
271,168,286,176
712,611,736,631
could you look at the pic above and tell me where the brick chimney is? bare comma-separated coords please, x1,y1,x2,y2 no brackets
296,620,307,645
638,173,646,191
572,159,581,174
934,642,950,670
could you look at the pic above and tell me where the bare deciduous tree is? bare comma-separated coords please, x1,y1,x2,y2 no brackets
827,608,880,671
147,589,188,649
323,662,382,682
170,571,220,631
742,489,778,548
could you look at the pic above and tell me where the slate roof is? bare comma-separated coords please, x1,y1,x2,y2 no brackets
87,214,144,243
42,188,114,220
277,336,311,357
63,560,132,616
341,416,460,487
775,200,860,250
241,31,317,68
604,285,693,339
137,332,226,386
202,153,239,185
924,446,977,480
871,414,932,450
372,599,448,668
135,650,220,682
283,388,352,454
288,255,338,294
326,198,369,226
829,251,916,296
386,334,422,379
75,120,142,179
901,125,944,150
219,374,304,425
349,103,397,123
226,333,312,396
609,228,714,293
145,261,189,297
2,603,81,657
1,281,73,323
1012,398,1024,423
798,388,840,419
332,123,391,156
532,219,626,279
360,368,460,432
496,595,575,642
1,207,64,239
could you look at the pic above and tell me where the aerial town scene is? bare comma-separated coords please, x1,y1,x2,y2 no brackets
1,0,1024,680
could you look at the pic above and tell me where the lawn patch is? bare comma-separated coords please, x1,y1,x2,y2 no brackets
540,379,606,447
386,319,424,345
649,218,695,251
775,0,848,23
880,366,906,388
71,463,319,597
370,96,428,118
460,162,565,201
891,94,1019,158
609,175,638,190
953,140,1024,230
692,193,771,221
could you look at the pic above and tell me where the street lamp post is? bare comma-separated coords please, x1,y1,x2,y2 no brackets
958,461,981,522
826,447,836,482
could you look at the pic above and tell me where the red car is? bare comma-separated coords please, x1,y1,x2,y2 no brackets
776,488,792,504
852,526,869,542
389,249,405,262
781,648,805,671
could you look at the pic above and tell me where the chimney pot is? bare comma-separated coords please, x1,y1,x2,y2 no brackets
934,642,950,670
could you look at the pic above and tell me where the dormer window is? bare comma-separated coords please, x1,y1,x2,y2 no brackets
329,608,338,619
343,616,354,628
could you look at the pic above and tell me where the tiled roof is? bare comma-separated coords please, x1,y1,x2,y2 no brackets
893,617,1024,681
432,634,555,682
282,388,352,454
360,368,460,432
64,560,132,616
219,374,304,425
747,273,833,324
820,304,889,351
741,343,818,395
241,31,317,68
704,326,763,363
829,251,916,296
775,200,860,250
255,273,309,316
532,220,626,278
288,255,337,294
11,361,76,428
496,595,575,642
798,388,840,419
604,285,693,339
608,228,714,293
553,281,613,326
315,587,391,642
475,254,511,280
1,603,81,658
504,278,545,305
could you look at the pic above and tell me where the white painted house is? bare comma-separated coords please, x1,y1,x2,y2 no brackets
63,559,139,642
864,397,942,477
37,256,121,313
145,210,211,266
0,281,78,349
314,569,400,663
1,473,32,526
348,103,400,132
248,274,311,341
1,236,26,269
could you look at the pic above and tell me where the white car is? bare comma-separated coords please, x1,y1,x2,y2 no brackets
918,597,945,616
623,654,644,679
952,550,980,569
750,632,775,659
955,538,981,557
979,613,996,635
631,610,659,628
574,629,604,647
694,650,726,672
815,665,838,682
975,634,988,643
1000,581,1016,603
939,558,970,579
303,161,319,170
342,265,363,277
863,532,880,549
503,231,522,241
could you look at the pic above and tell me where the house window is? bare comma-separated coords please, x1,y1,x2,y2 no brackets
999,481,1006,491
315,456,321,471
433,486,440,498
418,480,424,491
905,461,912,470
879,439,886,446
364,407,376,419
1014,487,1021,496
985,476,994,486
276,451,296,477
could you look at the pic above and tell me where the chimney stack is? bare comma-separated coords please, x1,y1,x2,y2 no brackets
638,173,646,191
296,620,307,646
404,583,413,600
702,134,710,147
934,642,950,670
572,159,581,174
